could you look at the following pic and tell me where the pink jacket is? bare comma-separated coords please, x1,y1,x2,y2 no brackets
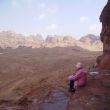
68,68,88,87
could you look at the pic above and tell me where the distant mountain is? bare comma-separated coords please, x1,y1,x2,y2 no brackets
0,31,25,49
0,31,44,49
24,34,44,48
45,35,77,47
79,34,102,51
80,34,100,43
0,31,102,51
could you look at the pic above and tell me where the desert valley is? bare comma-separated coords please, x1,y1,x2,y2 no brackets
0,31,105,110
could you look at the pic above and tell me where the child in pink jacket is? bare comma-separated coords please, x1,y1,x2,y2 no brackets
68,62,88,93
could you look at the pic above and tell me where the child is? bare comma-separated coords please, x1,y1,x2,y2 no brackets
68,62,88,93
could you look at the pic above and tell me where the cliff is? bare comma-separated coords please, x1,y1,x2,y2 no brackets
98,0,110,69
0,31,102,51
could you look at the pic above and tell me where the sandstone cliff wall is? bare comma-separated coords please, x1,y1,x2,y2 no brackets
98,0,110,69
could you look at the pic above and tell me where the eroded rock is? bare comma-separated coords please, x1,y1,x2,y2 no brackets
99,0,110,69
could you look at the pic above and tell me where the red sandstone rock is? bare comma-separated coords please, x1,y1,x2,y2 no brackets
99,0,110,70
100,54,110,69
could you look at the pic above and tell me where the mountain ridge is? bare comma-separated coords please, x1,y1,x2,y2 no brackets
0,31,102,51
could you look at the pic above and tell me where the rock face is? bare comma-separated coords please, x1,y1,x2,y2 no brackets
0,31,102,51
98,0,110,69
80,34,100,43
79,34,102,51
25,34,44,48
45,35,77,47
0,31,44,49
0,31,25,49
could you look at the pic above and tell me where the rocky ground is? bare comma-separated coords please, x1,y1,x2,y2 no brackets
0,47,109,110
68,70,110,110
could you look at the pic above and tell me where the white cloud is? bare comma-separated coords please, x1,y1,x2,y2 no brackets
46,24,58,30
33,13,46,21
38,13,46,20
80,16,89,22
88,23,102,34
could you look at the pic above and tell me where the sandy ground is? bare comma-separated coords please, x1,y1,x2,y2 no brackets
0,47,102,109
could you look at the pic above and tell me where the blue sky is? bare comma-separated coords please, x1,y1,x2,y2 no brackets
0,0,107,39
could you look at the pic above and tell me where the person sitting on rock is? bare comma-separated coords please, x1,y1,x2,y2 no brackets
68,62,88,93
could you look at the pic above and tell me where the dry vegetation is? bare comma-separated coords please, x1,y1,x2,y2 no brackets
0,47,101,102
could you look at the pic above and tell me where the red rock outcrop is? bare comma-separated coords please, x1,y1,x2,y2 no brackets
98,0,110,69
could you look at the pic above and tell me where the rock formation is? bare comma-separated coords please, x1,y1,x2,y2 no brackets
98,0,110,69
80,34,100,44
0,31,44,49
45,35,76,47
0,31,102,51
25,34,44,48
79,34,102,51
